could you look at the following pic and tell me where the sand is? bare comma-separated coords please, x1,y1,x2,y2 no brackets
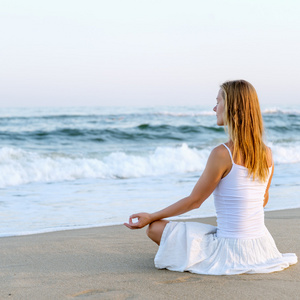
0,208,299,300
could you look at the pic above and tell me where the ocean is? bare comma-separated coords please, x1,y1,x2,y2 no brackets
1,105,300,237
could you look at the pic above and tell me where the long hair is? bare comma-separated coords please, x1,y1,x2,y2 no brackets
220,80,269,182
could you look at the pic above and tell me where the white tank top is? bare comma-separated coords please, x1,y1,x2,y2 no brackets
213,144,272,239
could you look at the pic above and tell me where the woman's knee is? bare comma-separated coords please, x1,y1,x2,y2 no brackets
146,220,168,245
146,221,160,238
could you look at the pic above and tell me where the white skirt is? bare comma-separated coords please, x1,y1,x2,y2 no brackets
154,222,298,275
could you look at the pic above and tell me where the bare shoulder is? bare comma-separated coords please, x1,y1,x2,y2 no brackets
208,144,232,166
205,144,232,177
210,144,231,160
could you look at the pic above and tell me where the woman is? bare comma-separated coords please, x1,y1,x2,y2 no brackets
124,80,297,275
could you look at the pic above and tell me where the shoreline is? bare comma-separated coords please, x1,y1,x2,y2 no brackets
1,205,300,239
0,208,299,299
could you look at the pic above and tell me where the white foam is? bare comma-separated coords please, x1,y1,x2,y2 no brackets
0,144,210,188
269,143,300,164
2,143,300,188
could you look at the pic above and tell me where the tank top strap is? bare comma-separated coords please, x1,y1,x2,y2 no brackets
222,143,234,164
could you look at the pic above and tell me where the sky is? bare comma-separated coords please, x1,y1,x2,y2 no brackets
1,0,300,107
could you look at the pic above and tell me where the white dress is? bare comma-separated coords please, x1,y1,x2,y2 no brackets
154,144,297,275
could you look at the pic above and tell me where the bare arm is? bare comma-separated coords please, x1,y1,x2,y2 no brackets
124,146,229,229
263,147,274,207
263,163,274,207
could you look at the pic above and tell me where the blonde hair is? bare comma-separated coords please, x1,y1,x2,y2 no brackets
220,80,269,182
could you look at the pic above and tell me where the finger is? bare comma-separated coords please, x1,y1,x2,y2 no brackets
124,223,133,229
130,213,140,219
124,223,131,229
128,217,135,225
124,223,139,230
129,219,141,227
129,215,140,225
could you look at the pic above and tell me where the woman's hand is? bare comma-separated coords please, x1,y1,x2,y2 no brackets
124,212,152,230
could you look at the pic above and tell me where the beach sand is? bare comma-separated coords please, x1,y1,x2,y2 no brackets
0,208,299,300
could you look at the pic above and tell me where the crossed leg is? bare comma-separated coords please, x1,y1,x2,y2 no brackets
146,220,169,245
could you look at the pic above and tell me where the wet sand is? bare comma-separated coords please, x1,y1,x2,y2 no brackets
0,208,299,299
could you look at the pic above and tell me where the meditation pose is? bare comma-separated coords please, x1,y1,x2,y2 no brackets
125,80,297,275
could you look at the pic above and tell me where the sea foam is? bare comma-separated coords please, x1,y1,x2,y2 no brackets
1,143,300,188
0,144,209,188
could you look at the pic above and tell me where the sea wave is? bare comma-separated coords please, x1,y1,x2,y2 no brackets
0,144,210,188
0,107,216,119
270,144,300,164
0,124,224,142
1,106,299,119
262,108,300,115
1,143,300,188
157,111,216,117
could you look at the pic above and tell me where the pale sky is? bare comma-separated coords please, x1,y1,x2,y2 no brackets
1,0,299,107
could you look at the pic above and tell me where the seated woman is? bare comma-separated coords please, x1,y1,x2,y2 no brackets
124,80,297,275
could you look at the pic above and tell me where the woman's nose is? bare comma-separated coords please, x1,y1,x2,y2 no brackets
213,105,216,112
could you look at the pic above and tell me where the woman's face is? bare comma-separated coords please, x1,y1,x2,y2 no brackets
213,89,225,126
